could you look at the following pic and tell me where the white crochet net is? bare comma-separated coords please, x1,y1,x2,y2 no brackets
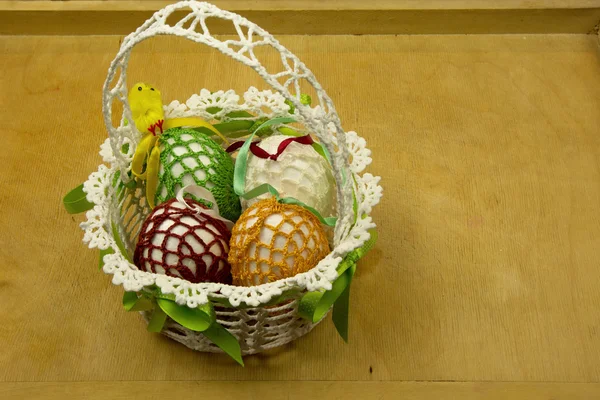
144,298,316,355
83,1,382,355
243,135,337,218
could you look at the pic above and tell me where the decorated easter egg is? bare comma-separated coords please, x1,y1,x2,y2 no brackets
134,198,232,284
155,127,241,221
228,197,330,286
243,135,336,217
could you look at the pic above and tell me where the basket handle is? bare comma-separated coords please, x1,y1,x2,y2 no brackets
102,0,353,242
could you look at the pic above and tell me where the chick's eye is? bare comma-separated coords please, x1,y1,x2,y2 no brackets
150,88,155,91
138,86,142,91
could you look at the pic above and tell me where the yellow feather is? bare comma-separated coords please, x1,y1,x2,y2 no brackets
128,82,165,134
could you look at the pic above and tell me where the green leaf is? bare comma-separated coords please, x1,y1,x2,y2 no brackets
278,126,303,137
111,222,132,263
332,264,356,342
63,184,94,214
147,306,167,332
98,247,115,270
192,126,221,138
203,323,244,366
225,110,254,119
213,120,254,134
156,298,215,332
123,291,153,312
123,291,139,311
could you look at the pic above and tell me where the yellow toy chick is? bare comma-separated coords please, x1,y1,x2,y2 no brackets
128,82,229,208
128,82,165,136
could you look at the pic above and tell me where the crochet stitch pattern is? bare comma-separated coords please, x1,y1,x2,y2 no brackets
229,197,330,286
155,127,241,221
243,135,336,218
134,198,233,284
86,1,383,354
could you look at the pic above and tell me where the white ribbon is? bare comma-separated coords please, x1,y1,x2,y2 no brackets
176,185,235,230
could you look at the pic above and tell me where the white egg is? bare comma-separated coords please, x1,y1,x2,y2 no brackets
243,135,336,217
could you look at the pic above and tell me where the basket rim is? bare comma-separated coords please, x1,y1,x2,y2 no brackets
84,88,381,309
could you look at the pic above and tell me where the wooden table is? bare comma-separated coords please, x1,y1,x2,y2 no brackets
1,31,600,399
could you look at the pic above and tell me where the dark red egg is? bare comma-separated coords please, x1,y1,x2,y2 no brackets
134,198,232,284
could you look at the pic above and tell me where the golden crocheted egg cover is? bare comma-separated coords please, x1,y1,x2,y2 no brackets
229,197,330,286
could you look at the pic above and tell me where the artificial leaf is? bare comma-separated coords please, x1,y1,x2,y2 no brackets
111,222,132,263
156,298,215,332
63,184,94,214
147,306,167,332
122,291,153,312
203,322,244,366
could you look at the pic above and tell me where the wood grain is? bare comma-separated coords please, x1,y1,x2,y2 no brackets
1,33,600,394
2,382,600,400
1,0,600,35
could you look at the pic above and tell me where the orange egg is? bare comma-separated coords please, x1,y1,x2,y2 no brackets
229,197,330,286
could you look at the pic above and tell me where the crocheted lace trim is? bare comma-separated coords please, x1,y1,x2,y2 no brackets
88,1,382,307
86,88,381,307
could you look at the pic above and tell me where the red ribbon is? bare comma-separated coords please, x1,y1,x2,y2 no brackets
226,135,315,161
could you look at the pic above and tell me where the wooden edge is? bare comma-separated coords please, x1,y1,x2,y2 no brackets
1,381,600,400
1,1,600,35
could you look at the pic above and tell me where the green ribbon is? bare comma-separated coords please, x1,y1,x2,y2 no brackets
233,116,296,196
147,307,167,333
156,298,215,332
298,229,378,341
121,289,244,366
233,117,337,227
332,263,356,342
122,291,154,312
278,126,332,166
63,184,94,214
202,322,244,366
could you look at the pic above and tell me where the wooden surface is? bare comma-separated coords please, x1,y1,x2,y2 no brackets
2,0,600,35
1,33,600,398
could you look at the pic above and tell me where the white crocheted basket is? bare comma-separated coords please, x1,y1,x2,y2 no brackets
76,1,382,358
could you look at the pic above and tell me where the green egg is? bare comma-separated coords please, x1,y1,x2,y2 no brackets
155,127,241,221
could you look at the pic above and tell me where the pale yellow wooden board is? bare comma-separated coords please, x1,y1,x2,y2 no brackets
1,382,600,400
1,0,599,34
1,33,600,397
